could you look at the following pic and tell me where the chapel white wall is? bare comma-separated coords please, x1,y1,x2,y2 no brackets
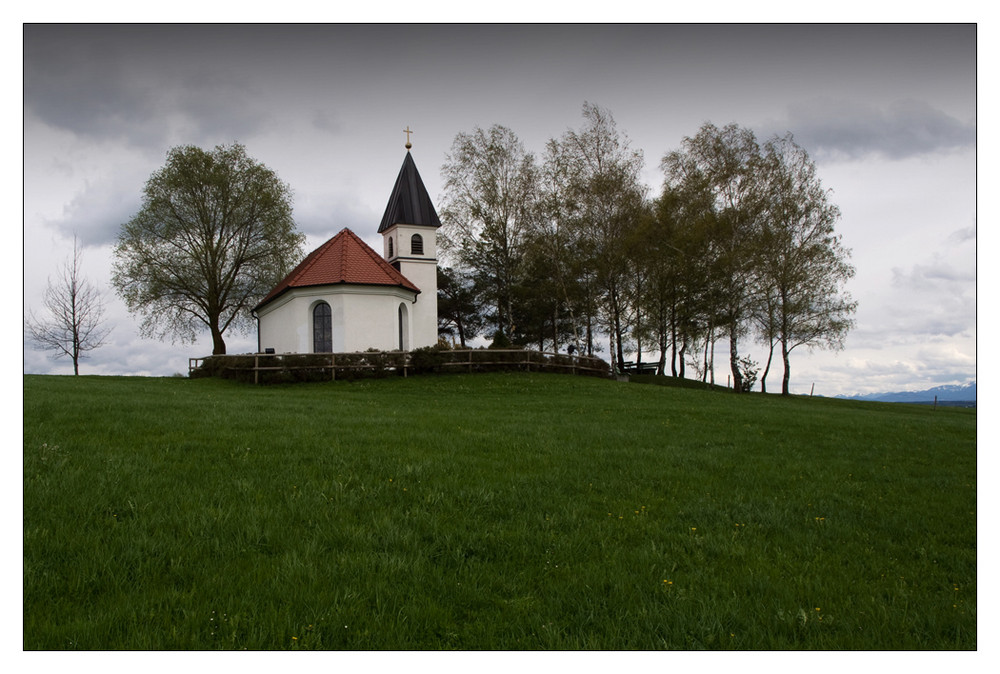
256,285,420,353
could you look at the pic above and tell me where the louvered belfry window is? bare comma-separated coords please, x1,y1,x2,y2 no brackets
313,302,332,353
411,234,424,256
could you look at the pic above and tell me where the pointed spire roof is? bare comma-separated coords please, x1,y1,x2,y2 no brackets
378,152,442,233
254,228,419,311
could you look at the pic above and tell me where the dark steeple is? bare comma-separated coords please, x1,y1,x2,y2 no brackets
377,152,442,233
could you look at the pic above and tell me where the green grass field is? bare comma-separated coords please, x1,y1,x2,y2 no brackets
22,372,976,650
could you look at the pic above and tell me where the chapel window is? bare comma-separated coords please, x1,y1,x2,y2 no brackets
398,303,409,351
411,233,424,256
313,302,332,353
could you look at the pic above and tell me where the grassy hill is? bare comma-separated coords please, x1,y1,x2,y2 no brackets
23,372,976,650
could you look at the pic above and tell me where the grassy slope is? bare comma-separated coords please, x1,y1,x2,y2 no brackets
23,373,976,650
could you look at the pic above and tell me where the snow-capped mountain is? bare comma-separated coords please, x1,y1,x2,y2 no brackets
839,381,976,404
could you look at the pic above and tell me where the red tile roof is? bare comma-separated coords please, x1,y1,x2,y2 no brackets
254,228,420,311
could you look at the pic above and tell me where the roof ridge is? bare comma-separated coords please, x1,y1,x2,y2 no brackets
338,227,352,283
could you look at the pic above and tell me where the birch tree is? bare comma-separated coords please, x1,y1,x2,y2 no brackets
439,125,541,342
756,133,856,395
549,102,647,370
662,123,768,392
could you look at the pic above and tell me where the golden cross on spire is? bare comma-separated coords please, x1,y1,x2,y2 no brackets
403,126,413,150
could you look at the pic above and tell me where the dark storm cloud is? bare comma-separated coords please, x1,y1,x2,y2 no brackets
24,25,273,148
25,24,975,157
778,98,976,161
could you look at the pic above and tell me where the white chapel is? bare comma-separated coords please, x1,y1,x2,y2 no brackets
253,147,441,354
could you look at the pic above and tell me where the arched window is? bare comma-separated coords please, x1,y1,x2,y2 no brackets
410,233,424,256
388,237,394,258
398,303,409,351
313,302,332,353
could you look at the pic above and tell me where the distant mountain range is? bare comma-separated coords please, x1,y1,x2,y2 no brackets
838,381,976,405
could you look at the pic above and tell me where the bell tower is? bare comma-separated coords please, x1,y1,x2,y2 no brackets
378,130,441,349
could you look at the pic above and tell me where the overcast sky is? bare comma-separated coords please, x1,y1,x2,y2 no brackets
21,23,978,396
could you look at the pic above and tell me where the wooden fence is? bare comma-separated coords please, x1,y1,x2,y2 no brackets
189,349,610,384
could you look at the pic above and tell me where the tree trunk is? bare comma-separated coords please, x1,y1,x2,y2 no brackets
760,340,775,393
702,327,711,383
552,304,559,354
709,328,716,385
611,289,626,372
657,326,667,376
781,338,792,396
636,319,642,373
669,299,678,377
211,323,227,355
729,326,743,392
585,313,594,357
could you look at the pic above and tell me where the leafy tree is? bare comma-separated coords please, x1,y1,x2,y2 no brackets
439,125,541,341
756,134,857,394
639,185,720,377
536,137,596,355
437,266,486,348
751,282,781,393
662,123,769,392
25,236,112,375
112,143,304,355
514,232,578,352
662,124,855,394
548,102,647,371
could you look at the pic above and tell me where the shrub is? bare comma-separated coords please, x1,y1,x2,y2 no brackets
488,331,512,349
738,355,759,392
409,344,451,374
190,348,610,383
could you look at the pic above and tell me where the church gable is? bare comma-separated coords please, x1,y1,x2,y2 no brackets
255,228,419,312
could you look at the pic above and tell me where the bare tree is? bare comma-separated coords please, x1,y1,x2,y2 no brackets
26,236,113,375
